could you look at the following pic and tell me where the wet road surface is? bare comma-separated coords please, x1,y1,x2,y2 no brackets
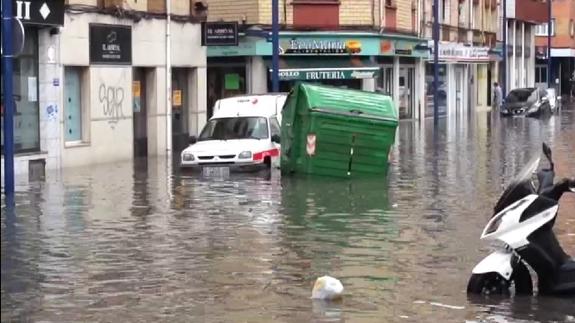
2,106,575,322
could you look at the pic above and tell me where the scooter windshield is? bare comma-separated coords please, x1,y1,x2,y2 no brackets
492,156,541,215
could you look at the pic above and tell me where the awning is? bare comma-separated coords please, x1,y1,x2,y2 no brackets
266,57,380,81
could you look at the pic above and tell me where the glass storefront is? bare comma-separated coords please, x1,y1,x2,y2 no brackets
1,27,40,154
425,63,447,117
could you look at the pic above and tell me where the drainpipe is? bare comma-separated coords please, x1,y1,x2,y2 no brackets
166,0,172,154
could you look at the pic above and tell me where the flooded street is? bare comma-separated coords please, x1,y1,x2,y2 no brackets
2,107,575,322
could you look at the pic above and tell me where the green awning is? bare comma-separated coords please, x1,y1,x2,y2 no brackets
266,57,379,81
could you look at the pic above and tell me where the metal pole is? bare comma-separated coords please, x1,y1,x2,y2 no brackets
2,0,16,202
547,0,552,89
433,0,439,124
271,0,280,92
502,0,507,97
166,0,172,154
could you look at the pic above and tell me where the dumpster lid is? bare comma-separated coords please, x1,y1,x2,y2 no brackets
266,57,380,81
296,83,398,122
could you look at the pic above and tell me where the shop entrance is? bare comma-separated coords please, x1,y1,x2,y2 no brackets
172,68,191,154
378,65,394,96
132,68,149,157
398,67,415,119
455,66,465,113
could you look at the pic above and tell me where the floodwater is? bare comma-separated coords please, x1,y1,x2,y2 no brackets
2,105,575,322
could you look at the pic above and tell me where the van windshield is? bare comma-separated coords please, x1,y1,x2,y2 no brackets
198,117,269,141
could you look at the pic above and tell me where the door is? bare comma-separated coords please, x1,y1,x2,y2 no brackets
133,68,148,157
172,68,189,153
398,67,415,119
378,66,394,96
64,67,82,142
534,65,547,90
455,66,464,113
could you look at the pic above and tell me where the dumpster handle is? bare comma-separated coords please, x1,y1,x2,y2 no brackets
349,109,363,115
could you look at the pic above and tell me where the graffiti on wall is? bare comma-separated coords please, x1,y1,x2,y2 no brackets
99,83,125,129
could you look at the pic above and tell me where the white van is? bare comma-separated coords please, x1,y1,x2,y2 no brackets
180,93,287,172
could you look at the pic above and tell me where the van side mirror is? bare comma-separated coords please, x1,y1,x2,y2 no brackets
271,134,280,144
189,136,197,144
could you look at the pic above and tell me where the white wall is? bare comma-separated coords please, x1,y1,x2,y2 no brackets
57,13,206,165
61,67,133,168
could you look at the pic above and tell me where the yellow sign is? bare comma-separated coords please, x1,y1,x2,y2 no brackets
132,81,141,97
173,90,182,107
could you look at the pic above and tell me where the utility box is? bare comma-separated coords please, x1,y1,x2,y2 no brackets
280,83,398,178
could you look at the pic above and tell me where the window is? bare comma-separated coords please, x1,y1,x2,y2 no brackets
199,117,269,141
270,117,281,138
535,19,555,36
1,27,39,154
64,67,88,144
570,19,574,37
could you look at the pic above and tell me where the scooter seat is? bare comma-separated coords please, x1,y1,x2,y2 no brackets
559,259,575,272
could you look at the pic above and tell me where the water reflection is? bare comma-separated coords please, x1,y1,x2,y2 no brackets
2,105,575,322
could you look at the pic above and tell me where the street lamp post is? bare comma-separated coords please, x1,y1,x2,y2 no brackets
2,0,16,203
271,0,280,92
502,0,507,97
433,0,439,124
547,0,552,89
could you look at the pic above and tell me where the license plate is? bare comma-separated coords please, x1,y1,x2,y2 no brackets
202,166,230,177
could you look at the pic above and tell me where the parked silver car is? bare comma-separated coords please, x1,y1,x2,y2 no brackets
500,88,552,117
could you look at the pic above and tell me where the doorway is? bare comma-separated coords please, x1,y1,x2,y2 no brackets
398,66,415,119
378,65,394,96
455,66,465,113
133,68,148,157
172,68,190,154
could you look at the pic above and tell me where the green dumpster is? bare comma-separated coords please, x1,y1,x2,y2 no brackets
280,83,398,177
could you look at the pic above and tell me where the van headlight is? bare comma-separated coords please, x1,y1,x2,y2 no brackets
182,153,194,161
238,151,252,159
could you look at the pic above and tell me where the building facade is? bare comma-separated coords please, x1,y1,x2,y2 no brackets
420,0,500,116
1,0,207,179
206,0,430,120
534,0,575,96
502,0,549,93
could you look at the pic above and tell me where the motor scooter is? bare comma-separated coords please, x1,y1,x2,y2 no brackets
467,143,575,296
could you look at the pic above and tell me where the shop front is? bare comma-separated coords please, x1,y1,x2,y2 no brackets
207,31,429,119
426,41,497,117
1,0,65,178
378,37,429,119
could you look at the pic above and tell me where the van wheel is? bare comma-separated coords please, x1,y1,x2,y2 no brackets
264,157,271,169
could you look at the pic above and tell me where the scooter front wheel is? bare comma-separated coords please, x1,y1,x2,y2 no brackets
467,262,532,296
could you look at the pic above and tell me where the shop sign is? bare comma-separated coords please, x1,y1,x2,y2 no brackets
12,0,65,26
89,24,132,65
431,42,491,61
280,39,362,55
202,22,238,46
380,39,426,57
277,69,377,81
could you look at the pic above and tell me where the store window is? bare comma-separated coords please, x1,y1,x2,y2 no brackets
1,27,39,154
425,63,447,117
